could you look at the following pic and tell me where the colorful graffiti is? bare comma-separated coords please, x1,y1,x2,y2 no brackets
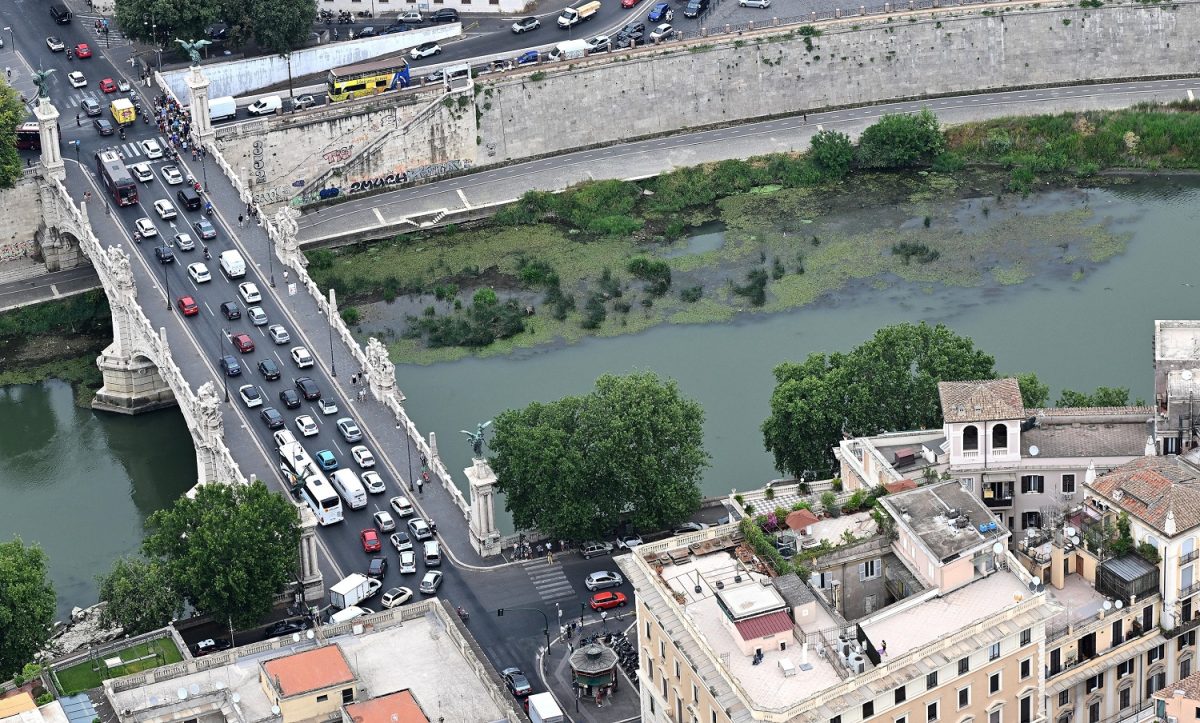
346,160,471,195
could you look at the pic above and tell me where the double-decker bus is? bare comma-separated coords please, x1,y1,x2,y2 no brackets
279,442,343,525
95,149,138,206
327,58,411,103
15,123,41,150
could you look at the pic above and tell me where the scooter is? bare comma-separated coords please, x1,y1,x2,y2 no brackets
133,231,142,244
456,607,469,623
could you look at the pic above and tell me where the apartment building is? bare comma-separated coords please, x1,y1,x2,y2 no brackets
1152,669,1200,723
1153,321,1200,456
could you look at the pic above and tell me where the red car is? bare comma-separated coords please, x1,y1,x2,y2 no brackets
589,591,628,610
233,333,255,353
621,0,642,7
177,296,199,316
361,529,382,552
99,78,117,93
74,43,92,58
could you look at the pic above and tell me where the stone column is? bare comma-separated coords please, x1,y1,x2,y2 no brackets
35,97,64,182
364,337,405,402
298,506,325,602
186,65,215,147
191,382,225,484
465,458,502,557
273,206,302,271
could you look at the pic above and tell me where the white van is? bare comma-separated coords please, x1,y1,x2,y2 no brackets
330,468,368,509
209,96,237,122
328,605,370,625
219,250,246,278
247,95,282,117
423,540,441,567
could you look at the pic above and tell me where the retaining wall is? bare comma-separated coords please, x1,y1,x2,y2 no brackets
0,171,44,263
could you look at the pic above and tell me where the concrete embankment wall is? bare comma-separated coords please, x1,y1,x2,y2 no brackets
0,172,44,262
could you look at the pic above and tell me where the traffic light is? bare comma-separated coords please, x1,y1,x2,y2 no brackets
497,608,504,617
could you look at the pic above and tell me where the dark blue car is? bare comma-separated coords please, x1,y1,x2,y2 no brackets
648,2,673,21
516,50,539,65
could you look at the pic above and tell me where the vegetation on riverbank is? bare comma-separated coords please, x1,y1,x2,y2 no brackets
0,291,111,404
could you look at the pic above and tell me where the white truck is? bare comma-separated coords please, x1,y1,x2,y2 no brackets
548,39,590,61
329,573,381,609
557,0,601,28
209,96,237,122
527,693,564,723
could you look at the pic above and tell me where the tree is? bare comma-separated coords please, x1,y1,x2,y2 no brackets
1056,386,1131,407
250,0,317,99
115,0,218,47
143,481,300,628
856,109,945,169
762,322,996,478
97,557,180,636
809,129,855,178
1016,372,1050,409
0,539,56,678
490,372,708,541
0,81,27,189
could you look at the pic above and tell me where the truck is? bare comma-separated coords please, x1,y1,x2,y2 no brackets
526,693,564,723
557,0,601,28
110,98,136,125
209,95,237,122
548,39,590,61
329,573,380,609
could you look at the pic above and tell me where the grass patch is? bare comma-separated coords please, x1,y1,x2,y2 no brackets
56,638,183,693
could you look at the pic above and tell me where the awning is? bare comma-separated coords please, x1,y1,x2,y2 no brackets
1046,634,1164,694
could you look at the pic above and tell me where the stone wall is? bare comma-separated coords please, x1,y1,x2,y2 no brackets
0,171,44,264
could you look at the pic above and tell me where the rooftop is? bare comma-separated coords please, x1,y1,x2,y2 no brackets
0,701,69,723
1154,669,1200,702
880,482,1006,562
343,690,428,723
1155,320,1200,363
262,644,354,697
717,580,787,621
1021,412,1153,459
1089,455,1200,535
938,378,1025,423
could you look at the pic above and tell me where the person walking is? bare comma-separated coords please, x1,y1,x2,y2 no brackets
237,214,244,228
416,477,424,495
76,113,80,126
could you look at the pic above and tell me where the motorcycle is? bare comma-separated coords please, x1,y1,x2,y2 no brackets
133,231,142,244
203,247,210,259
356,9,372,16
456,607,469,623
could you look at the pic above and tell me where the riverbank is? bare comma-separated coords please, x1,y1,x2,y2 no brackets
0,291,110,405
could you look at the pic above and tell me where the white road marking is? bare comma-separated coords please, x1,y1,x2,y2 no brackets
372,207,386,224
456,188,471,208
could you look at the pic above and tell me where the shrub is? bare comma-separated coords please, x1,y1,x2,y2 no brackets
732,268,769,306
581,293,608,329
517,256,559,288
739,518,793,576
680,285,703,303
307,249,335,270
857,109,945,169
820,491,839,516
809,129,855,177
627,257,672,296
340,306,361,325
598,267,623,298
892,242,940,264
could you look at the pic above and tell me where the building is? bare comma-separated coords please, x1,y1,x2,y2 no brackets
1154,321,1200,456
1152,669,1200,723
0,697,71,723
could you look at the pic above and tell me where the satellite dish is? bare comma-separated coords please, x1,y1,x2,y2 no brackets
992,542,1004,554
177,688,189,701
1186,370,1195,381
1028,580,1038,593
1065,526,1076,537
1029,445,1040,457
272,706,281,716
292,633,301,643
1103,601,1112,611
306,630,315,640
1115,600,1124,609
231,693,241,704
1071,536,1081,545
190,684,200,695
1036,582,1045,593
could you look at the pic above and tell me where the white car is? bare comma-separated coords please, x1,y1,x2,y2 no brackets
238,384,262,408
389,495,414,518
247,306,268,326
649,23,673,41
373,510,396,532
160,165,183,185
129,162,153,182
67,71,86,88
362,471,386,494
273,429,297,448
153,199,177,220
585,35,611,52
290,346,314,368
739,0,771,6
352,445,376,469
381,586,413,607
134,217,158,238
269,325,290,344
140,139,164,159
187,262,211,283
174,233,195,251
295,414,318,437
616,534,644,550
239,282,262,304
398,551,417,574
117,79,132,92
46,37,66,52
410,42,442,59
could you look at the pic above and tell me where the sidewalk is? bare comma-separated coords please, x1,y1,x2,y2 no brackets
541,623,641,723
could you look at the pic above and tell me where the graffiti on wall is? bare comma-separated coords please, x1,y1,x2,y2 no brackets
252,140,267,187
346,160,472,195
322,146,353,165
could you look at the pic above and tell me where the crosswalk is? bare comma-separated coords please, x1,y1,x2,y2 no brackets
521,558,577,603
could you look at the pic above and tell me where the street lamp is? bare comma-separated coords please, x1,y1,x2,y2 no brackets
3,27,13,52
267,231,276,287
163,254,170,309
325,301,337,377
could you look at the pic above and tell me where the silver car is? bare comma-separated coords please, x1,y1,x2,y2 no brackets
585,570,624,591
247,306,268,326
419,570,443,594
269,324,291,344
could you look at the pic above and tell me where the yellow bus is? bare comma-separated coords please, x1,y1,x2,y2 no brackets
327,58,412,103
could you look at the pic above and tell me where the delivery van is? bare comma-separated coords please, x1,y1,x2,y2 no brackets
328,605,371,625
219,250,246,278
246,96,282,117
423,541,441,567
110,99,136,126
50,3,72,24
209,96,237,122
558,1,601,28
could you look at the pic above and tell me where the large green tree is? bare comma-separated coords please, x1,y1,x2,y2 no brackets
490,372,708,541
115,0,218,47
143,482,299,628
856,109,945,169
0,539,56,678
0,80,27,189
762,322,996,478
1056,386,1134,407
1016,372,1050,409
97,556,180,636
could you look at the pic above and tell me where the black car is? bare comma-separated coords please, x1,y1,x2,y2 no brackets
220,355,242,376
258,359,282,381
93,118,114,136
279,389,301,409
193,638,232,656
382,22,413,34
263,618,308,639
154,246,174,264
294,376,321,401
367,556,388,579
260,406,285,429
616,22,646,44
683,0,708,17
221,301,241,320
501,667,533,698
429,8,459,22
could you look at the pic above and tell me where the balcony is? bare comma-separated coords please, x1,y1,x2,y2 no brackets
1182,549,1200,564
1181,581,1200,597
984,495,1015,509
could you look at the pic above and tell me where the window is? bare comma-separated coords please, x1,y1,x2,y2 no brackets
647,621,652,638
316,695,329,702
864,701,875,718
1086,673,1104,694
959,687,971,709
1020,629,1031,646
1148,644,1164,665
989,672,1001,695
1179,631,1197,651
1022,511,1042,530
1117,660,1133,678
1119,687,1132,710
675,660,680,679
993,424,1008,450
1144,605,1154,630
896,686,907,704
1088,702,1099,723
662,675,668,698
1020,696,1032,723
660,640,666,658
1059,691,1069,706
927,672,939,690
959,657,970,675
860,560,880,580
964,426,979,451
1182,657,1193,680
896,716,908,723
960,477,975,492
928,702,940,723
712,712,718,723
1062,474,1076,493
1020,475,1045,493
832,716,842,723
341,689,354,704
1020,658,1031,680
1146,671,1167,697
989,708,1002,723
990,643,1001,661
693,683,698,703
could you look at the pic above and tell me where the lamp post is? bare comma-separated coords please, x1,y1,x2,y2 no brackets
580,602,586,627
163,255,170,308
143,15,159,68
267,233,276,287
325,302,337,377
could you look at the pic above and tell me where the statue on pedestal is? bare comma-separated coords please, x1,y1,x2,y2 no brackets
461,420,492,458
175,38,212,66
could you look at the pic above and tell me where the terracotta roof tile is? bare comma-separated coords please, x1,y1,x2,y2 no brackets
1155,669,1200,702
785,509,819,531
733,610,793,641
938,379,1025,423
344,690,428,723
1089,456,1200,535
884,479,918,494
262,645,355,698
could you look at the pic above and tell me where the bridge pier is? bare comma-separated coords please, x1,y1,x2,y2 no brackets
92,347,178,414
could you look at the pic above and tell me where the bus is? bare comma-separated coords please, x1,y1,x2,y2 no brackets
95,149,138,206
329,469,367,510
327,58,411,103
279,442,343,525
15,123,41,150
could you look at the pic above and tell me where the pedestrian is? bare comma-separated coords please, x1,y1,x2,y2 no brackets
351,373,358,385
416,478,424,495
429,519,437,534
420,453,428,468
547,551,554,565
879,640,887,657
283,270,289,284
76,113,80,126
803,112,808,123
237,214,244,228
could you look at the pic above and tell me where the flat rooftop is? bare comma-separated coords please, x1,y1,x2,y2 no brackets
1043,573,1109,633
1021,410,1152,459
1156,320,1200,363
881,482,1006,562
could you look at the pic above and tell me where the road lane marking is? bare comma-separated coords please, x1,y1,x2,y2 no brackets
373,207,386,224
50,284,61,298
456,188,472,208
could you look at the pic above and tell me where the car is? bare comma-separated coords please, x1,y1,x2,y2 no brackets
318,398,339,416
154,199,177,220
361,528,382,552
238,384,263,408
419,570,443,594
263,618,309,639
585,35,611,52
129,161,153,181
154,246,174,264
621,0,641,7
279,388,301,409
739,0,771,5
268,324,290,344
260,407,285,429
160,165,183,185
649,22,673,40
648,1,674,20
617,534,644,550
390,495,414,518
408,517,432,541
585,571,624,590
273,430,297,448
390,531,413,552
118,79,132,92
589,591,628,610
430,8,460,22
74,43,92,58
351,445,376,469
193,638,232,656
140,139,163,159
616,22,646,44
81,98,101,116
93,118,114,136
373,510,396,532
220,301,241,320
248,306,268,326
291,94,317,110
239,282,262,304
423,66,470,84
516,50,539,65
684,0,709,15
187,262,211,283
207,22,230,40
67,71,86,88
674,522,710,534
410,42,442,59
232,333,255,353
511,16,541,33
398,550,417,574
99,78,117,93
174,233,196,251
258,358,281,380
362,471,385,494
294,376,321,401
501,668,533,698
134,217,157,238
367,556,388,578
380,23,412,35
316,450,338,470
295,414,318,437
381,586,413,608
337,417,363,442
46,37,66,52
220,355,242,376
291,346,314,368
581,541,614,558
193,219,217,240
178,295,199,316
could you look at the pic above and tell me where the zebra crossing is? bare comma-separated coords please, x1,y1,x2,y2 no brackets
521,558,577,603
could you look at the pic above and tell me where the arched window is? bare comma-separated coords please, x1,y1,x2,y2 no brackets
963,425,979,452
993,424,1008,450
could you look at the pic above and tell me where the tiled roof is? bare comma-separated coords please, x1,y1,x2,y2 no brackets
343,690,428,723
262,644,355,698
733,610,793,641
1021,421,1150,459
1157,670,1200,702
785,509,819,531
1090,456,1200,535
884,479,918,494
1027,406,1153,417
938,379,1025,423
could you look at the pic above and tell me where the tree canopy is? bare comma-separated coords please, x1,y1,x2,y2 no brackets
0,539,56,678
116,0,315,52
1056,386,1134,407
856,109,946,169
97,556,180,636
142,482,299,628
490,372,708,541
1016,372,1050,409
0,81,27,190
